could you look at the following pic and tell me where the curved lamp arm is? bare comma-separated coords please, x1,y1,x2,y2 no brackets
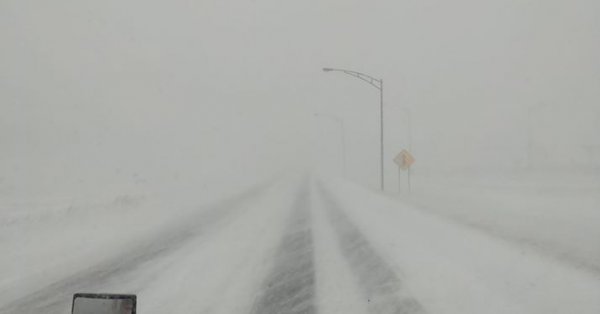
322,67,382,90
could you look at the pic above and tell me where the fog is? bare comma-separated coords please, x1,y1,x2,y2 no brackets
2,0,599,195
2,1,600,313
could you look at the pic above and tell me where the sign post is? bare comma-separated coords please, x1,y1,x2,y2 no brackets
393,149,415,194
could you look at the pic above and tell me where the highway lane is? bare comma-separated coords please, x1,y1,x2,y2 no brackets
251,184,316,314
248,183,426,314
0,183,275,314
319,187,426,314
1,180,429,314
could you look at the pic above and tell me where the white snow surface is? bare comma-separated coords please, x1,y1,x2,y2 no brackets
323,177,600,314
1,176,599,313
404,172,600,273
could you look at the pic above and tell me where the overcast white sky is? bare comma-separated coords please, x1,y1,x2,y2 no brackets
2,0,599,194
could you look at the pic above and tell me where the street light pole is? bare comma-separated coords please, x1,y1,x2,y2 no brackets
380,79,384,191
323,67,385,191
315,113,346,177
401,106,412,193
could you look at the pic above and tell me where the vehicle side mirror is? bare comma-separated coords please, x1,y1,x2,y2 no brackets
72,293,136,314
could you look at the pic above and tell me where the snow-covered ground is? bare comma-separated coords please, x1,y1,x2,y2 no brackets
0,178,274,311
324,177,600,313
1,176,599,313
403,172,600,273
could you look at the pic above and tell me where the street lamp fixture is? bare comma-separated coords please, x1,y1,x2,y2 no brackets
322,67,385,190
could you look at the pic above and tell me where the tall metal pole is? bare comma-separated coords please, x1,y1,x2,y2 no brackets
401,106,412,193
380,80,384,191
322,67,385,191
341,119,347,178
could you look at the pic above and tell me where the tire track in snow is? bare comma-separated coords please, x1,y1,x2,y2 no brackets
319,187,426,314
250,185,317,314
0,183,272,314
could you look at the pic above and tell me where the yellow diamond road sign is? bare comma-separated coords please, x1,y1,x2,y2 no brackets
394,149,415,170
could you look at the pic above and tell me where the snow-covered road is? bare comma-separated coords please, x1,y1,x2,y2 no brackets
2,178,599,313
